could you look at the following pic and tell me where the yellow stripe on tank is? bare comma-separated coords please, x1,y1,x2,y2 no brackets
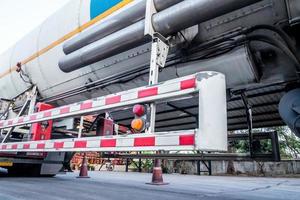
0,0,133,79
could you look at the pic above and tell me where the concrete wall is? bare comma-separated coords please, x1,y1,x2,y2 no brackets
166,160,300,176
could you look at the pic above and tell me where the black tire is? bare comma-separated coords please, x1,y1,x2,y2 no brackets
8,164,42,177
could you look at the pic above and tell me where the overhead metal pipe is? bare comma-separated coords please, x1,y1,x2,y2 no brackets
152,0,260,36
59,0,262,73
63,0,183,54
60,21,146,72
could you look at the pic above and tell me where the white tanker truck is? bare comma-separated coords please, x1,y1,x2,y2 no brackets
0,0,299,176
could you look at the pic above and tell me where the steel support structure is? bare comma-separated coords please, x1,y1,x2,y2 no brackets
240,92,254,158
144,0,170,177
1,86,37,143
197,160,212,176
0,71,227,153
101,131,280,174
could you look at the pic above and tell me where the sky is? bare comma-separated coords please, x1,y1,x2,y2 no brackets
0,0,69,54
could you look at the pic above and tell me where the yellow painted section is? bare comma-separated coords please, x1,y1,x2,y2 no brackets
0,0,133,79
0,161,13,167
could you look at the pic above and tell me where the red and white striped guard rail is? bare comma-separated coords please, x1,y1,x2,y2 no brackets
0,130,196,152
0,71,228,152
0,74,198,130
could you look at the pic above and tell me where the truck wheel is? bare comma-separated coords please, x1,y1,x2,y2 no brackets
8,164,42,177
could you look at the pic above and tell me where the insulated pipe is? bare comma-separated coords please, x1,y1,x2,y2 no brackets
59,0,262,73
60,21,146,72
152,0,260,36
63,0,183,54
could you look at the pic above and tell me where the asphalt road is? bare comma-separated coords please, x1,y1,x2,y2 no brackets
0,171,299,200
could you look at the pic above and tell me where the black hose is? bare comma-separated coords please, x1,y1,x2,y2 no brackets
191,25,300,66
190,24,300,73
41,66,150,103
242,25,300,69
244,34,300,74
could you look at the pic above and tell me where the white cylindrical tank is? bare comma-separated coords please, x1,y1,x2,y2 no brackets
0,0,136,102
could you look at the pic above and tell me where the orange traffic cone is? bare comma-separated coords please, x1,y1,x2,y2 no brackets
77,153,90,178
146,159,169,185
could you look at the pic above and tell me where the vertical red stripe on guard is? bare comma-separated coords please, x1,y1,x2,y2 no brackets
54,142,64,149
180,78,196,90
23,144,30,149
37,143,45,149
105,96,121,105
60,107,70,114
134,137,155,147
1,145,7,150
43,111,52,118
30,115,37,121
18,117,24,123
80,101,93,110
179,134,195,145
138,87,158,98
74,141,87,148
100,139,116,147
11,144,18,149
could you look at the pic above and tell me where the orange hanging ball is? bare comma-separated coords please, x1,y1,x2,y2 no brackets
131,118,144,132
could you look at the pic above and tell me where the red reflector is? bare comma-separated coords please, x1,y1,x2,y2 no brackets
134,137,155,146
30,115,37,121
80,101,93,110
23,144,30,149
12,144,18,149
105,96,121,105
100,139,116,147
74,141,87,148
54,142,64,149
43,111,52,118
1,145,7,149
18,117,24,123
179,134,195,145
60,107,70,114
37,143,45,149
133,104,145,117
138,87,158,98
180,78,196,90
